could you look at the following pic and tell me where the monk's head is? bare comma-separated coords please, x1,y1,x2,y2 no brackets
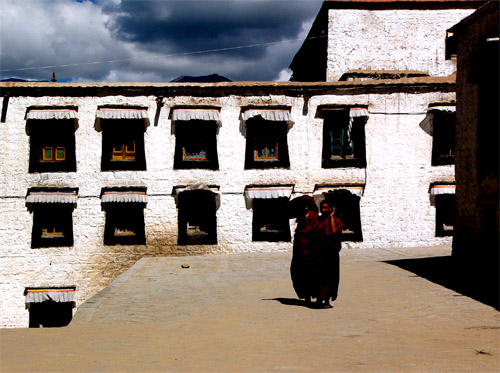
320,200,334,216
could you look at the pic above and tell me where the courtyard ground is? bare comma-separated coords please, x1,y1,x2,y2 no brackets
1,246,499,372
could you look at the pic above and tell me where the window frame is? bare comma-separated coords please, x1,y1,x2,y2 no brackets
244,118,290,169
112,141,136,161
103,203,146,245
31,204,74,248
251,197,291,242
435,194,456,237
42,146,66,161
101,119,146,171
431,109,456,166
254,140,278,161
177,190,218,245
28,119,76,173
321,109,367,169
174,120,219,169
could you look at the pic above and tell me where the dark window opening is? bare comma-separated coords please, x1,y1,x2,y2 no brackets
432,110,456,166
252,198,291,242
322,189,363,241
178,190,217,245
435,194,455,237
322,110,366,168
174,121,219,169
29,120,76,173
1,96,9,123
28,301,73,328
31,204,74,248
245,119,289,169
445,32,457,60
104,203,146,245
101,120,146,171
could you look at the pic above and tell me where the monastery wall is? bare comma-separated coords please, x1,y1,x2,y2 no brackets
0,89,454,327
326,9,475,81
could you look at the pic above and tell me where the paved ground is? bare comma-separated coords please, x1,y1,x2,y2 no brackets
1,246,499,372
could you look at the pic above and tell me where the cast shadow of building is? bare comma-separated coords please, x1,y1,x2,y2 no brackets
384,255,499,311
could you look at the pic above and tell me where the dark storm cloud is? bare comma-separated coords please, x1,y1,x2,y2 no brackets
1,0,323,82
106,1,318,50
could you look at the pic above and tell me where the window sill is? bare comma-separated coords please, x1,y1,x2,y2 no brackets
174,162,218,170
31,241,73,248
322,159,365,168
245,161,290,169
253,236,291,242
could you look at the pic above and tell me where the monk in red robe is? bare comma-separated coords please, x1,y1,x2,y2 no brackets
314,199,343,308
288,196,319,303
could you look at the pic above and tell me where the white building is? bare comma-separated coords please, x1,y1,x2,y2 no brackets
290,0,482,81
0,0,484,327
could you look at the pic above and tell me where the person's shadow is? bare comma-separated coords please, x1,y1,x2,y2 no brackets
263,298,327,309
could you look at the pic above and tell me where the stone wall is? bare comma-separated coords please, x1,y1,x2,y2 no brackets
0,85,455,327
327,9,475,81
453,2,499,260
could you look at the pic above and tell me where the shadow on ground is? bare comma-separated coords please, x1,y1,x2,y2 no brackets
384,255,499,310
263,298,333,309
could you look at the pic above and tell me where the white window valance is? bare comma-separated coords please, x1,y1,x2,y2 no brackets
101,190,148,203
347,108,369,145
95,108,150,131
244,186,294,209
171,108,221,122
242,109,292,123
349,108,369,118
25,108,79,135
313,185,364,197
173,183,221,210
170,108,222,134
26,190,78,204
320,107,368,118
25,287,76,303
428,105,456,112
240,108,294,136
430,185,456,195
241,109,291,122
26,108,78,120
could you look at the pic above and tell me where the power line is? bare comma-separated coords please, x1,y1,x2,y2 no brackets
0,35,325,73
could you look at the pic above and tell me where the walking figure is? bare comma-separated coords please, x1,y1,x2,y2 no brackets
314,200,343,308
288,195,319,304
288,196,343,308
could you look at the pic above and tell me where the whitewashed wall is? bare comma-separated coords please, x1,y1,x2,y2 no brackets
327,9,475,81
0,88,454,327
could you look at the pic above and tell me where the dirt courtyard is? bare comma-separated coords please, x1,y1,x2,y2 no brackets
1,246,499,372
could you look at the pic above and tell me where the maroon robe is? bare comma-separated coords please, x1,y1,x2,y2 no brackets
313,214,343,301
290,210,319,299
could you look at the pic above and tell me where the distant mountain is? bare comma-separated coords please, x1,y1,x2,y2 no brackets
1,78,49,82
171,74,232,83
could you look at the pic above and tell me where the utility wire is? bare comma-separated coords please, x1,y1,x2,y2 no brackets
0,35,325,73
